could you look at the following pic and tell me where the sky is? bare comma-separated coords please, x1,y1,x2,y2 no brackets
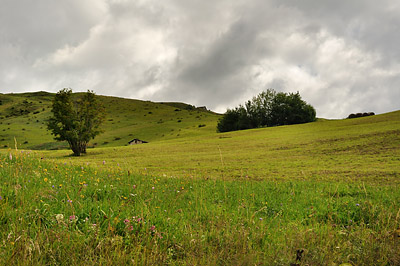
1,0,400,118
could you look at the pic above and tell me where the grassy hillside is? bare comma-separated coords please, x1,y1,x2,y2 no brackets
0,110,399,265
0,92,221,150
40,110,400,183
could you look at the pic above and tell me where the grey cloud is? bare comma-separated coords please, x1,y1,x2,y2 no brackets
0,0,399,118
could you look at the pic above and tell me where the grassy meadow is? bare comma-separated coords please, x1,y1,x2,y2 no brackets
0,92,220,150
0,93,399,265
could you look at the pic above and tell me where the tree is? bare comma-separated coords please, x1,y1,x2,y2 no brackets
217,89,316,132
47,89,105,156
269,92,316,126
217,106,251,132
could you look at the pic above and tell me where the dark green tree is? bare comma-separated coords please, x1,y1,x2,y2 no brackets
217,89,316,132
217,106,251,132
47,89,105,156
269,92,316,126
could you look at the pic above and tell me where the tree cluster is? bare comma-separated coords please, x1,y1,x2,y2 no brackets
47,89,105,156
217,89,316,132
347,112,375,119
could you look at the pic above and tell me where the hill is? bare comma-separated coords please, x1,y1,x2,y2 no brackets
0,92,221,150
41,109,400,182
0,104,399,264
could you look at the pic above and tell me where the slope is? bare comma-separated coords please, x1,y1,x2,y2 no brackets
41,110,400,183
0,92,221,149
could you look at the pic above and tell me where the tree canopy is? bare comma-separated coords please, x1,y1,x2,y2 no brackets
47,89,105,156
217,89,316,132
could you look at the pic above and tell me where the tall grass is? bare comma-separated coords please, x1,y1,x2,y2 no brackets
1,151,399,265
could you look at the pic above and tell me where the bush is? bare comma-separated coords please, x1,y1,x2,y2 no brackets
347,112,375,119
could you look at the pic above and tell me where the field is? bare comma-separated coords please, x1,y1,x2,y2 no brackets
0,98,399,264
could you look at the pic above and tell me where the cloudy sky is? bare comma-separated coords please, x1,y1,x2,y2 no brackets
1,0,399,118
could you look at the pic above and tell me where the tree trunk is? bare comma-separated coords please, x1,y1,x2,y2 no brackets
68,140,87,156
69,141,81,156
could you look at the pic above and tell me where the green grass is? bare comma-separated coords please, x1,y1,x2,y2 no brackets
0,92,399,264
0,92,221,150
40,110,400,184
0,151,399,265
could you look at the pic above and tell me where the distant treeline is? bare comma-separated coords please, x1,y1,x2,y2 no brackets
217,89,316,133
347,112,375,119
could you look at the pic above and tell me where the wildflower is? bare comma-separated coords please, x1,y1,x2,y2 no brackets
356,203,360,206
102,160,105,165
56,214,64,223
152,187,155,190
133,185,137,189
259,218,263,221
9,154,12,161
0,196,2,200
80,195,85,198
44,178,48,182
67,199,73,203
69,215,77,222
150,225,156,231
52,185,55,188
59,184,63,188
129,225,134,231
124,219,130,224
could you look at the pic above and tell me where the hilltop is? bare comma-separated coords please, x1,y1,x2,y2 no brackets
0,92,221,150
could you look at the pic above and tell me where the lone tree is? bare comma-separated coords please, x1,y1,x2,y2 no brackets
217,89,316,132
47,89,105,156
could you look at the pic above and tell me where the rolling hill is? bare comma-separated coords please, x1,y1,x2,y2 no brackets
0,92,221,150
0,92,399,265
40,108,400,183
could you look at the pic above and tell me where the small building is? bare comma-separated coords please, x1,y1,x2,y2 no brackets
128,138,148,145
